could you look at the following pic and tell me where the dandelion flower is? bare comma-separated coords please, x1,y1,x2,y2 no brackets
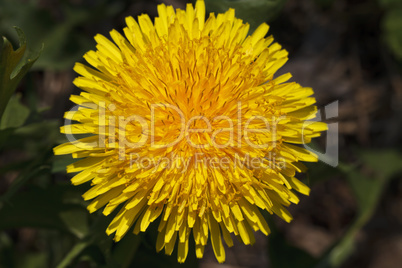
54,0,327,263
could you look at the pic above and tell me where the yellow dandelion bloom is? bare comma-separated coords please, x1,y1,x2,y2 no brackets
54,0,327,263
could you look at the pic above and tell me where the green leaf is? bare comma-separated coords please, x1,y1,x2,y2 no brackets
0,120,62,152
52,155,79,174
0,94,30,130
59,209,89,239
204,0,287,32
0,27,40,120
111,233,142,268
315,150,402,267
305,160,342,186
13,120,61,139
56,240,92,268
56,212,116,268
382,9,402,59
0,0,122,70
16,252,48,268
360,150,402,179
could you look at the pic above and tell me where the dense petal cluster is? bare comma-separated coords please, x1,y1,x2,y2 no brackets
54,0,326,263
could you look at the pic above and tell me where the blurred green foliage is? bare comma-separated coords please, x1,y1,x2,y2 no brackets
1,94,30,130
0,27,40,120
0,0,123,70
382,9,402,60
379,0,402,60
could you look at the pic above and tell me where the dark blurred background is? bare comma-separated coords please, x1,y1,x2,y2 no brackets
0,0,402,267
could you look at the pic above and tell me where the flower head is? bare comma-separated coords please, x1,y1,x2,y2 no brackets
54,0,326,263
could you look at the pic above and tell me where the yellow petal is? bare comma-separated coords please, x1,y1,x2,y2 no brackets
208,213,225,263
